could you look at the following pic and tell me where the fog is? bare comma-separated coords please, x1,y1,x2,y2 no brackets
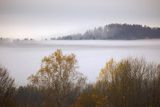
0,40,160,86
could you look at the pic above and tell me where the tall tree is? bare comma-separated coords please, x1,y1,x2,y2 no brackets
28,49,86,107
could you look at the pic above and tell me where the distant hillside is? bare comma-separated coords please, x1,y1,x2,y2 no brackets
57,24,160,40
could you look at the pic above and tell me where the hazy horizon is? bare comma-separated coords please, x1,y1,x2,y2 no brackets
0,0,160,39
0,39,160,85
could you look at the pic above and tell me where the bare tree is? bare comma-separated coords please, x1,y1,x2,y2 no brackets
96,58,160,107
0,66,15,107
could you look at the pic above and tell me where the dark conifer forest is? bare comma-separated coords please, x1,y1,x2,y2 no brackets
57,24,160,40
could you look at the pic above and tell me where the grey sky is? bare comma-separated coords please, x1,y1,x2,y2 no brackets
0,0,160,39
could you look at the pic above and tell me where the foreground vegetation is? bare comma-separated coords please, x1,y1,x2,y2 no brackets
0,49,160,107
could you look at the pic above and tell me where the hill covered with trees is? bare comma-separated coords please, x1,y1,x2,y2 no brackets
57,24,160,40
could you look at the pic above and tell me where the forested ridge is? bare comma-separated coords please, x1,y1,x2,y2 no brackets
57,24,160,40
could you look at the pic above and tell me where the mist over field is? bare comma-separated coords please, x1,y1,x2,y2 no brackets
0,40,160,85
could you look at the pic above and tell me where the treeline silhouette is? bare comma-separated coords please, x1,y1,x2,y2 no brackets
57,24,160,40
1,50,160,107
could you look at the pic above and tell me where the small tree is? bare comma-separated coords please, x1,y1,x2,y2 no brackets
0,66,15,107
28,49,86,107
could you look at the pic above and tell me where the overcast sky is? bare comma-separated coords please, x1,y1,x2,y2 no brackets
0,0,160,39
